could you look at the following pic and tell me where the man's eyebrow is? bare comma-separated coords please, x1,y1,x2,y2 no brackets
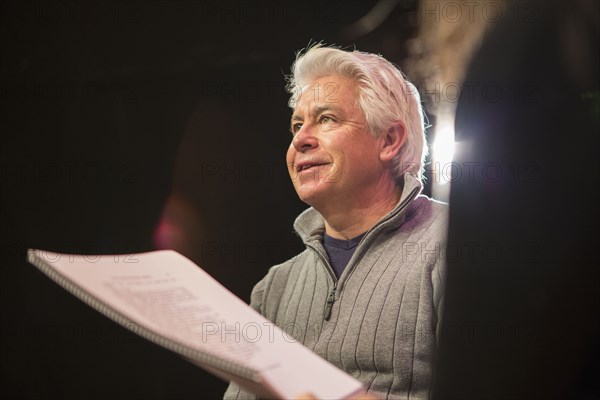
291,104,343,123
311,104,343,118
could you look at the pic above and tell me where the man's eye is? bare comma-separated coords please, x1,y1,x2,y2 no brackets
319,116,334,124
291,123,303,135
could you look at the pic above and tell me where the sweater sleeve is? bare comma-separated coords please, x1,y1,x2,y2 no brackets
431,203,448,345
432,253,446,345
222,276,268,400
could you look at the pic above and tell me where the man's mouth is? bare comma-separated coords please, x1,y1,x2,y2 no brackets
296,162,328,172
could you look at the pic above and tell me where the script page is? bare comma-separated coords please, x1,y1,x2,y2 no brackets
29,249,363,399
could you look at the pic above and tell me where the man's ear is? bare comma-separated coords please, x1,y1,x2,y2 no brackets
380,121,406,163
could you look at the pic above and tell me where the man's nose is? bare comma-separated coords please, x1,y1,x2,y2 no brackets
292,124,318,152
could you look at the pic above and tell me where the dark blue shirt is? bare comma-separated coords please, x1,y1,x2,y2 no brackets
323,232,367,278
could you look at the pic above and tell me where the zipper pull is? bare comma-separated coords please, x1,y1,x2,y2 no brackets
324,285,337,321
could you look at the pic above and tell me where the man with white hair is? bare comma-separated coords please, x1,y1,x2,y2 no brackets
224,45,447,400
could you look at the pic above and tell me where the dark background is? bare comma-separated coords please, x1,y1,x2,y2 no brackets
0,1,423,399
434,3,600,399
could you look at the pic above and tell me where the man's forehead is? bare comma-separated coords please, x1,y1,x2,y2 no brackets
296,76,356,101
292,77,358,118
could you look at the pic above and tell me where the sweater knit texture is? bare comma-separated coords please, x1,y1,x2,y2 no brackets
224,173,448,400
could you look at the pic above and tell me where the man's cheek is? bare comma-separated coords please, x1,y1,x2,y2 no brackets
289,166,300,183
324,163,341,183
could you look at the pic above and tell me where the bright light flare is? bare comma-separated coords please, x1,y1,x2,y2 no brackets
432,119,456,186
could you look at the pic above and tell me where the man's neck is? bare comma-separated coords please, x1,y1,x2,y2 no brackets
321,183,402,240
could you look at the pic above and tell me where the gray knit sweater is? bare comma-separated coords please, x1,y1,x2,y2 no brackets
224,173,448,400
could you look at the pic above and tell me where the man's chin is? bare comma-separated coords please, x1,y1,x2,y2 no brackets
295,187,327,208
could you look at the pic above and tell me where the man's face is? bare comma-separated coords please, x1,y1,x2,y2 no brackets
286,74,386,209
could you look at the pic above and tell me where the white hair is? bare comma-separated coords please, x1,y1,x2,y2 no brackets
286,44,428,181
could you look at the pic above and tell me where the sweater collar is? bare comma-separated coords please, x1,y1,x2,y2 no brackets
293,172,423,244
